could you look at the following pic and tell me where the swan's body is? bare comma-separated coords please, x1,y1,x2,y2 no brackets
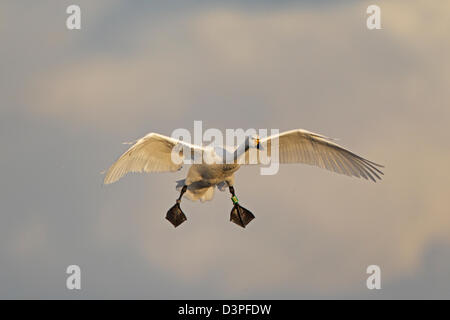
175,162,240,202
104,129,384,227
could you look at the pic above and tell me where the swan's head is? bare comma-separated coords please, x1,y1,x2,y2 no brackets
248,134,262,150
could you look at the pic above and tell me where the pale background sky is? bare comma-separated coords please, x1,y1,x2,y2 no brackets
1,0,450,299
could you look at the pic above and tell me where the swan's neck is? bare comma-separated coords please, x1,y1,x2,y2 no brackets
232,138,250,162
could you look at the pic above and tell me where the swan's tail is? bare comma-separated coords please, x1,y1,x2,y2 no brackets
175,179,186,191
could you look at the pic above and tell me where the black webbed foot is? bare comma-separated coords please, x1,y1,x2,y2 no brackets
228,186,255,228
166,202,187,227
230,204,255,228
166,185,188,227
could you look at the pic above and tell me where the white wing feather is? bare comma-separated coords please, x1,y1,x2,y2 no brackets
248,129,384,182
103,133,203,184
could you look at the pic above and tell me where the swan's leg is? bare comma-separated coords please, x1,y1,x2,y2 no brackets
229,186,255,228
166,185,188,227
177,185,187,203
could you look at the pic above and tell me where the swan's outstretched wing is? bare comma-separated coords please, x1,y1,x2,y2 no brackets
103,133,203,184
246,129,384,182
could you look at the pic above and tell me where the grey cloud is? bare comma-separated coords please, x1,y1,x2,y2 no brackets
1,0,450,299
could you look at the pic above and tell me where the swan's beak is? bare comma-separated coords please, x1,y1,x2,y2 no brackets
256,139,263,150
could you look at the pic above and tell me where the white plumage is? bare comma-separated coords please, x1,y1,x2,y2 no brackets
104,129,384,203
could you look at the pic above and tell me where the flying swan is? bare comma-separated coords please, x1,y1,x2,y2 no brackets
104,129,384,228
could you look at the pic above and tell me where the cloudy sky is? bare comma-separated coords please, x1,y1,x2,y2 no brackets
1,0,450,299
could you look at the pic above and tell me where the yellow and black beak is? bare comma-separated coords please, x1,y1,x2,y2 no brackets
256,138,263,150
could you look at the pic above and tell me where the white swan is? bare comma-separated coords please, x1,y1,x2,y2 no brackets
104,129,384,228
